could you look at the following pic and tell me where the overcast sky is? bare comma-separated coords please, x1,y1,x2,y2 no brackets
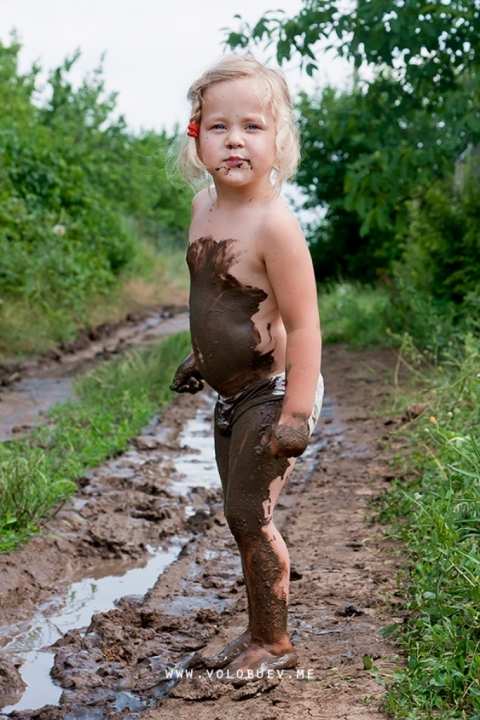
1,0,356,135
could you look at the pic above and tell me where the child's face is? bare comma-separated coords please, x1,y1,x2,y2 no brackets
198,77,277,189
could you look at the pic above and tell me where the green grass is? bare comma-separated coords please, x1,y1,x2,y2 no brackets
0,331,191,552
318,281,397,347
377,333,480,718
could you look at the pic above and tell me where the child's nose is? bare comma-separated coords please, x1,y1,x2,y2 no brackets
225,127,244,146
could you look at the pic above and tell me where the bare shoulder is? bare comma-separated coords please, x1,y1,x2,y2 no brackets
258,197,306,260
191,186,209,213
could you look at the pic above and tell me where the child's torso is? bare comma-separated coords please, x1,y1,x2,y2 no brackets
187,192,287,397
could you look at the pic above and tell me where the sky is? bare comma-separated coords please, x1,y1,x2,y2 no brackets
1,0,356,135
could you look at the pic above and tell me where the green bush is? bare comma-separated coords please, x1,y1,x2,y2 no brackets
395,176,480,305
0,35,191,318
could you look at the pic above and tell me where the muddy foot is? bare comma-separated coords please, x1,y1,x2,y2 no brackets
222,643,298,684
201,629,251,669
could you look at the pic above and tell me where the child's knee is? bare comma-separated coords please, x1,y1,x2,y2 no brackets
224,499,265,540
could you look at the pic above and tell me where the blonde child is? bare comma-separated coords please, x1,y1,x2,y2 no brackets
170,53,323,678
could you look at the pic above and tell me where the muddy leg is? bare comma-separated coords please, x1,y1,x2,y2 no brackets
205,417,252,668
222,402,299,675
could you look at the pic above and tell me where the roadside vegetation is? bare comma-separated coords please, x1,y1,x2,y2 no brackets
0,34,190,361
379,335,480,718
2,3,480,714
0,331,190,552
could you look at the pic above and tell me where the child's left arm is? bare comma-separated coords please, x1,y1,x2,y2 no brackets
261,210,322,458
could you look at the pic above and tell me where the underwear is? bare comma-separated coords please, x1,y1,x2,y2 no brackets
214,372,324,437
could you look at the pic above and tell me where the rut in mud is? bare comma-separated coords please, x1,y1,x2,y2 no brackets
0,344,406,719
0,306,189,441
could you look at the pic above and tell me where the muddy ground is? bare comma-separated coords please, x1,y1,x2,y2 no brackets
0,344,408,719
0,307,189,441
0,304,189,388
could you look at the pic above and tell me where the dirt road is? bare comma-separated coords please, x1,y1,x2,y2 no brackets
0,306,189,441
0,344,404,719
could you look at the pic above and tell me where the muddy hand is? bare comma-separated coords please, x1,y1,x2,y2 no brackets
262,419,310,458
169,354,204,394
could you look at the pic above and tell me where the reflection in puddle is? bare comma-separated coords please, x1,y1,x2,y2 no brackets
0,312,190,442
169,395,217,494
0,376,75,441
1,541,183,713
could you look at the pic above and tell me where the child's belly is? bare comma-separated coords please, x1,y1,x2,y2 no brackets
189,282,281,396
187,236,283,396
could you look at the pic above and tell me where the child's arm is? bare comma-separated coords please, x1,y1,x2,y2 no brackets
170,351,204,394
261,209,322,457
171,190,207,395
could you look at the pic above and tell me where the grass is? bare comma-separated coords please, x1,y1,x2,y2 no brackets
318,281,397,347
376,332,480,718
317,281,480,716
0,331,191,552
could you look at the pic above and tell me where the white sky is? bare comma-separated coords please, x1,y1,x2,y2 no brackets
1,0,356,135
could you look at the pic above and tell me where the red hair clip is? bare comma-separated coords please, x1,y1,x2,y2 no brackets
187,120,200,138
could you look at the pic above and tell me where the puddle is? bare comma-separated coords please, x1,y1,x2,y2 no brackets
0,541,184,713
0,396,218,715
169,395,217,495
0,375,76,441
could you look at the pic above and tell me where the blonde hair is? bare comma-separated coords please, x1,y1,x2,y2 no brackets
171,52,301,196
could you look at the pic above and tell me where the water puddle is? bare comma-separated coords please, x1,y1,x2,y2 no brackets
0,374,76,441
171,397,217,497
0,396,218,715
0,541,183,713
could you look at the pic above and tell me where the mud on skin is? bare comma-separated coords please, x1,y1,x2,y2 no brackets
270,421,310,458
214,398,292,649
214,159,253,175
187,236,303,655
186,236,275,398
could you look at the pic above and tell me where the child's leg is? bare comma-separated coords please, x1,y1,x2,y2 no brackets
221,400,299,671
206,420,253,668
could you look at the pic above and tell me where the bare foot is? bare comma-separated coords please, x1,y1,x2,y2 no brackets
223,642,298,683
202,629,252,669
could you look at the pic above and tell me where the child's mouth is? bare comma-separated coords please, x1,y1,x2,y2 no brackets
214,158,253,174
225,158,248,167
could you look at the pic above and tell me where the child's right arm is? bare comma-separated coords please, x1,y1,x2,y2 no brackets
170,190,207,395
170,352,204,394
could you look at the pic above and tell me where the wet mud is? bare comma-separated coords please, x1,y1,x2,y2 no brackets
0,308,189,441
0,345,406,719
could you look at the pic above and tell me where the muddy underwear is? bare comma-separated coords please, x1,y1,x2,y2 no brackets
214,372,324,437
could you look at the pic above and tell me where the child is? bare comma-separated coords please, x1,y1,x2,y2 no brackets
170,53,323,678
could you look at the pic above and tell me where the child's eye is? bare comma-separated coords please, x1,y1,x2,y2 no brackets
210,123,261,130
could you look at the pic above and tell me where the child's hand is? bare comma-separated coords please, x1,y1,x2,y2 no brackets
169,353,204,394
259,416,310,458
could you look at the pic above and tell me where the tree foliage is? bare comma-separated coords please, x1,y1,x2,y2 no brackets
0,34,191,312
224,1,480,302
